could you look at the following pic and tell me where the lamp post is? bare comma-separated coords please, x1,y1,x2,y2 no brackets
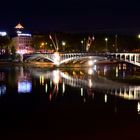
62,41,66,52
81,40,84,52
40,42,44,53
105,37,108,52
41,42,47,53
115,34,118,52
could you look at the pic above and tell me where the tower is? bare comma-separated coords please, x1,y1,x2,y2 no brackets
15,23,24,34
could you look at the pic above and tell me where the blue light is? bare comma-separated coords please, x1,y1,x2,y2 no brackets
18,81,32,93
0,85,6,95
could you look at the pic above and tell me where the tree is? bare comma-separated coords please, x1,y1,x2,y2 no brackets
11,45,16,55
0,36,11,55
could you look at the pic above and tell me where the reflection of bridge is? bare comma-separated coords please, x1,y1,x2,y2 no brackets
31,68,140,100
24,52,107,65
108,86,140,100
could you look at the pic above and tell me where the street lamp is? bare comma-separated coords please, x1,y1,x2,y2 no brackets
105,37,108,52
40,42,47,53
115,34,118,52
41,42,45,46
62,41,66,52
138,34,140,39
40,42,44,52
81,40,84,52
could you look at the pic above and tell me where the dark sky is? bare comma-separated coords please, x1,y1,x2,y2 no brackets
0,0,140,34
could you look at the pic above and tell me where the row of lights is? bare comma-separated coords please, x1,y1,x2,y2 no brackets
40,34,140,53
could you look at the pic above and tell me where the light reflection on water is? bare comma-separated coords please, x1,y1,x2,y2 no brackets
0,62,140,115
18,81,32,93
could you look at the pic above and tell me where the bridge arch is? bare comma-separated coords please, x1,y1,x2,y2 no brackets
24,52,107,66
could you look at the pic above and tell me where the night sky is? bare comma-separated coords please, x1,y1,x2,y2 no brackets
0,0,140,34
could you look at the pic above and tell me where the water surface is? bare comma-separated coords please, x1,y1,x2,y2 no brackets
0,63,140,139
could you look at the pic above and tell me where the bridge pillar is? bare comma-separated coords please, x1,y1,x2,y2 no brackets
130,54,134,62
120,54,125,61
136,55,138,62
116,54,120,60
134,55,136,63
124,54,126,61
127,55,130,61
136,54,140,63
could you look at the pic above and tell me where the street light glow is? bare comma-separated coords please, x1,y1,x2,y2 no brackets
41,42,45,46
105,37,108,41
88,60,93,66
53,52,60,65
81,40,84,44
62,41,66,46
105,37,108,52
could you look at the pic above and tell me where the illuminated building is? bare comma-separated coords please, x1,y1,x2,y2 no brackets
0,31,7,36
12,23,34,54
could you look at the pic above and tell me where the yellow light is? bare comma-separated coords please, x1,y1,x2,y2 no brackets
88,79,92,88
104,94,107,103
39,75,44,85
81,88,83,96
53,70,60,84
116,67,118,77
41,42,45,46
45,84,48,93
80,71,84,75
53,52,60,65
62,82,65,94
88,68,93,75
73,71,76,75
88,60,93,66
62,41,66,46
137,102,140,114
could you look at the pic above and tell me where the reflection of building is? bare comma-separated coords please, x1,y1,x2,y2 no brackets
18,81,32,93
17,67,32,93
12,23,34,54
0,85,6,95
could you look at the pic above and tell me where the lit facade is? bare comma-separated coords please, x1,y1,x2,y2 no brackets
0,31,7,36
12,23,34,54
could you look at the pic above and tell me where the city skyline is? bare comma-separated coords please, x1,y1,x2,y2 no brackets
0,0,140,34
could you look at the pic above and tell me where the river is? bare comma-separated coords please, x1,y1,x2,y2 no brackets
0,62,140,139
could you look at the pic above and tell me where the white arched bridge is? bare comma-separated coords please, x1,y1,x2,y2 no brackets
23,52,140,67
110,52,140,67
23,52,107,66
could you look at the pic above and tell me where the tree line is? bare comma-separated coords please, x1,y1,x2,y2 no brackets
0,33,140,58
